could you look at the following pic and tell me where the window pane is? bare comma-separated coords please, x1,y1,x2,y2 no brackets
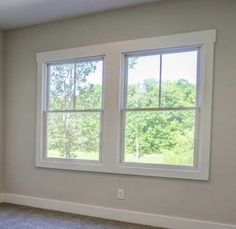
126,55,160,108
48,63,75,110
47,112,100,160
124,110,195,166
75,60,103,109
161,50,198,107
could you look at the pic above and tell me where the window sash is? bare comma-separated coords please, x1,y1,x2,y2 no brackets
43,110,103,162
46,57,104,112
123,47,200,110
120,108,199,166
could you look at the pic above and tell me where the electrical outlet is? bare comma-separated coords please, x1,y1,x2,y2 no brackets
117,189,125,200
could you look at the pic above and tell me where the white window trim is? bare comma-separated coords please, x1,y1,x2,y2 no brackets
36,30,216,180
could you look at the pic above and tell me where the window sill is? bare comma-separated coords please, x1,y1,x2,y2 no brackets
36,158,209,180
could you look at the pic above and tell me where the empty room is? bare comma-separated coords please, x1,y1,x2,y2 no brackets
0,0,235,228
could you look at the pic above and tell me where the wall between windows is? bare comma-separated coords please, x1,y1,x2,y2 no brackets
0,31,3,192
3,0,236,225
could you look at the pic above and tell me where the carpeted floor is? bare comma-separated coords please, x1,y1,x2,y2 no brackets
0,203,164,229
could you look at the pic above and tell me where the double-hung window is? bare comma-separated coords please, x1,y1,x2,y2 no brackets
46,58,103,162
36,30,216,180
122,48,199,166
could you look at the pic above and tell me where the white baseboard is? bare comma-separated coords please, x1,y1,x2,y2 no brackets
0,193,4,203
1,193,235,229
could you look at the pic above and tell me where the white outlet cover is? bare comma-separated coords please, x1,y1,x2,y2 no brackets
117,189,125,200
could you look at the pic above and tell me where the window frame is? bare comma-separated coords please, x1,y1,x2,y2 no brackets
36,30,216,180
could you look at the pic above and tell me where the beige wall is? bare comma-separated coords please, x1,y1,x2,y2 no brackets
3,0,236,225
0,31,4,192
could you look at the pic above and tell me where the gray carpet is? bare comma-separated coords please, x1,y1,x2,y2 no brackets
0,203,164,229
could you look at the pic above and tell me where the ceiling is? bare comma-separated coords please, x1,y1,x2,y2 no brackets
0,0,160,30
